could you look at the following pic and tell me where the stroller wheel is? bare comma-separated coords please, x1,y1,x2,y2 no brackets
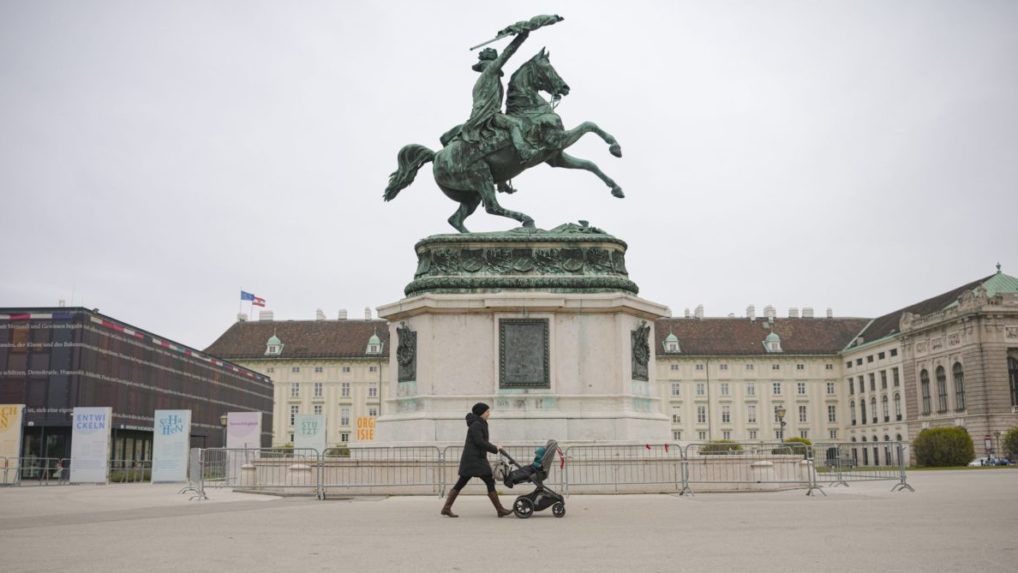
552,502,566,518
513,497,534,519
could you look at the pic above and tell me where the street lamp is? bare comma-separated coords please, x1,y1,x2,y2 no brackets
219,414,228,448
774,405,787,441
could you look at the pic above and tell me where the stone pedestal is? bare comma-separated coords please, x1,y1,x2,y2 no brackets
374,225,671,445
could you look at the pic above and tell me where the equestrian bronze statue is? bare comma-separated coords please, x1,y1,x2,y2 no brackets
384,15,624,233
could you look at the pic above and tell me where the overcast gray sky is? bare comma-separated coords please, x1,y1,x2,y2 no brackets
1,0,1016,349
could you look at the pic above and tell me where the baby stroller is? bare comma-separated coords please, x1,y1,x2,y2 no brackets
494,439,566,518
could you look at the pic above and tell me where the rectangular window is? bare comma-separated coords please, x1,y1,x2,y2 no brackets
856,358,863,366
880,370,887,389
695,364,704,371
878,352,886,360
369,366,377,372
772,364,780,370
369,407,377,417
313,404,322,416
313,382,323,398
266,367,274,374
749,429,758,440
342,366,351,373
798,405,807,423
671,383,681,396
292,366,300,373
747,404,757,424
869,373,876,392
670,364,679,371
341,383,350,398
314,366,323,373
340,432,349,442
867,355,874,363
849,378,854,395
796,364,805,371
746,364,754,371
826,382,835,395
827,405,837,423
746,383,755,397
720,383,730,396
696,405,706,424
696,383,705,397
890,348,898,357
290,384,300,398
722,430,732,440
772,383,782,395
672,412,681,424
846,361,852,369
892,367,900,387
672,430,682,441
829,429,838,440
289,405,298,426
797,382,806,395
799,429,809,439
340,408,350,426
825,364,834,370
858,376,865,392
721,405,731,424
368,387,378,398
698,431,707,441
720,363,728,371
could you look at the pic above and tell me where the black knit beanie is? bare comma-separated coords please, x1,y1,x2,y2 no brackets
471,402,490,416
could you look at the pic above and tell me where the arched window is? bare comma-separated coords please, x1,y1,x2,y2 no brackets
850,400,857,425
936,366,948,412
953,362,965,411
1008,357,1018,406
860,399,867,425
920,369,931,415
894,393,902,420
881,395,889,421
870,396,877,424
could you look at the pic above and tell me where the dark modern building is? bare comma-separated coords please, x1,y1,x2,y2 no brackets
0,307,273,462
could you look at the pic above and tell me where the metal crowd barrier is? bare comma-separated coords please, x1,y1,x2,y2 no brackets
0,457,70,486
108,459,152,483
182,441,913,501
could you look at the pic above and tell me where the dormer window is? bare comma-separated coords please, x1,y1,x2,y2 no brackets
366,333,383,355
763,332,783,353
662,332,681,354
265,334,283,356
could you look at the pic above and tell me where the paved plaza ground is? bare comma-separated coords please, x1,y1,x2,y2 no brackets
0,469,1015,572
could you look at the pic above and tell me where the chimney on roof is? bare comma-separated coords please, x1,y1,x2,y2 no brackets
826,307,833,319
364,306,372,320
694,305,704,320
237,313,247,322
802,306,814,319
259,310,274,321
727,313,735,318
58,299,66,307
316,309,326,321
747,305,756,321
764,305,776,322
684,308,691,318
788,307,799,319
338,309,348,320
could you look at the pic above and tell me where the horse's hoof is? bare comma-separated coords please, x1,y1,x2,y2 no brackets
609,143,622,158
611,187,625,198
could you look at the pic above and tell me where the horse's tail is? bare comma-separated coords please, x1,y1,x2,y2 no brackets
384,144,435,201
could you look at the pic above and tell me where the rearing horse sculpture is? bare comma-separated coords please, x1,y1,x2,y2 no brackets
384,49,624,233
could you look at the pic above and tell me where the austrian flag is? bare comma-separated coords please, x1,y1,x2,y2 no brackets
241,290,266,307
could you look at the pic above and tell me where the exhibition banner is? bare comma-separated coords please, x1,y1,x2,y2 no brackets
70,407,111,483
226,412,262,449
151,410,191,483
294,414,326,454
0,404,24,485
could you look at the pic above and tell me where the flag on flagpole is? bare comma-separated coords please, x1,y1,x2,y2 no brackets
241,290,256,301
252,296,266,307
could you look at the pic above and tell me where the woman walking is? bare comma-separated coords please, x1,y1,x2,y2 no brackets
441,403,513,518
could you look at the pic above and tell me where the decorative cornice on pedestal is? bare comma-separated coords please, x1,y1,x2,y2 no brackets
377,292,671,321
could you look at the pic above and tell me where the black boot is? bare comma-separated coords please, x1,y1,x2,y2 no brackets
441,489,460,518
488,491,513,517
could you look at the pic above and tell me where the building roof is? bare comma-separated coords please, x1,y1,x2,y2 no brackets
653,317,870,356
205,319,390,360
854,272,1009,344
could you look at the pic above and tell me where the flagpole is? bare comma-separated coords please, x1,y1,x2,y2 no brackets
238,288,243,319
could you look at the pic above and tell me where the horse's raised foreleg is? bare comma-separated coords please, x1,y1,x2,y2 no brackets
555,122,622,158
546,152,624,198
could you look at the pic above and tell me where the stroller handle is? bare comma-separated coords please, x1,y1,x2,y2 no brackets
498,449,521,466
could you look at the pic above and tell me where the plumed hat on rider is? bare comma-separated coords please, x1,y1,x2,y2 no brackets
471,402,490,416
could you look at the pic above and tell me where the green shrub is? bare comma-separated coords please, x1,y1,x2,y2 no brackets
780,436,813,458
699,440,743,455
324,447,351,458
1003,427,1018,459
913,426,974,467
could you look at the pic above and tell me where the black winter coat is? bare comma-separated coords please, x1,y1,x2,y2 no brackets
458,413,498,477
